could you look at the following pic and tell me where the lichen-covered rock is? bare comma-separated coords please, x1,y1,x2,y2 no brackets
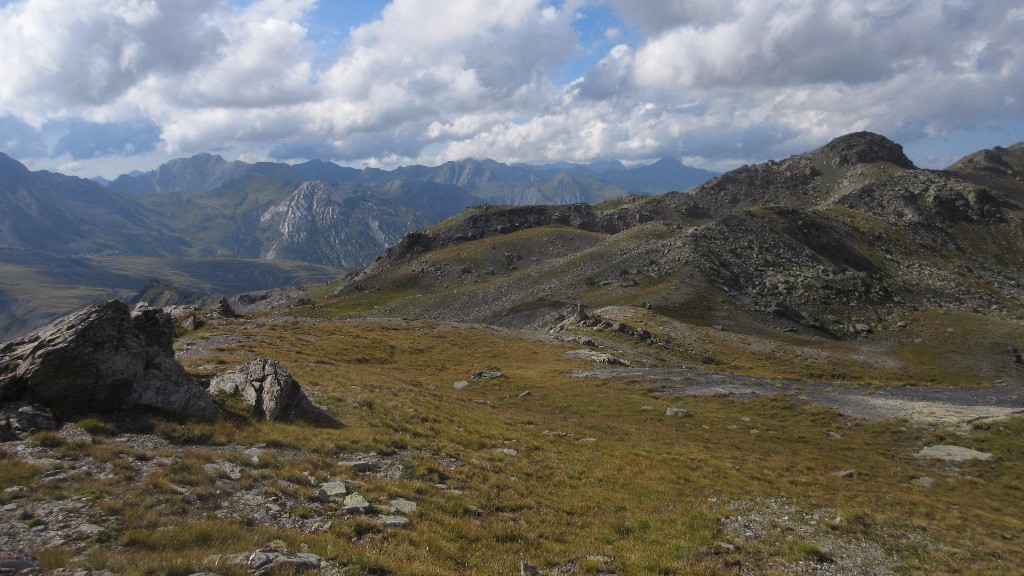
208,358,334,424
0,300,220,420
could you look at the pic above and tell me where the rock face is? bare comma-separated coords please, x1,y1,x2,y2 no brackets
208,358,333,423
0,300,220,419
260,181,427,269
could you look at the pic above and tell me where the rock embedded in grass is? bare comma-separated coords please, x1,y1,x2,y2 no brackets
312,481,347,502
916,445,993,462
665,407,694,418
343,493,371,514
453,381,470,390
377,514,411,528
388,498,417,514
471,368,505,380
565,349,630,366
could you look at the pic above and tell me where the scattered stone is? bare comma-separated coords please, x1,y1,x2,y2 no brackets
853,323,872,334
389,498,418,514
716,541,737,553
640,405,654,411
343,493,371,514
834,470,857,478
204,460,243,481
0,301,220,420
182,315,204,331
564,349,630,366
453,381,470,390
377,515,411,528
244,447,264,464
578,437,597,443
828,431,843,439
494,448,518,456
518,390,532,398
312,481,347,502
916,445,993,462
471,368,505,380
0,403,57,438
910,476,935,487
77,523,104,536
338,460,377,473
1,504,17,512
665,407,693,418
520,561,542,575
0,547,37,573
229,549,322,576
208,358,334,424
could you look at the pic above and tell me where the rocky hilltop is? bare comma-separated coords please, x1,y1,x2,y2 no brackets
340,132,1024,340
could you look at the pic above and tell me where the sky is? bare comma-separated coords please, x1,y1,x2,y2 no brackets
0,0,1022,179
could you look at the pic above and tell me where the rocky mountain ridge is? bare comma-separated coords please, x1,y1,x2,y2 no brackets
103,152,715,205
337,132,1024,342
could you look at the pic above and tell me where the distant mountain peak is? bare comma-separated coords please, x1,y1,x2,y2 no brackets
0,151,30,174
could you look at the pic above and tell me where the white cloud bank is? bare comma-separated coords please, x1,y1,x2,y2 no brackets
0,0,1021,175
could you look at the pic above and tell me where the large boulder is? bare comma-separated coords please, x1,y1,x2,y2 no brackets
208,358,334,424
0,300,220,419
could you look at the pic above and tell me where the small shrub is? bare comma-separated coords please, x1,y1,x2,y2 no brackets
34,547,71,570
76,418,117,436
155,423,212,445
32,430,64,448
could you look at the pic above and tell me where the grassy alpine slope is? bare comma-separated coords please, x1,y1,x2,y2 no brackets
2,314,1019,574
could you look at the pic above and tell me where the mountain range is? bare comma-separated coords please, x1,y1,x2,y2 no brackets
0,151,716,338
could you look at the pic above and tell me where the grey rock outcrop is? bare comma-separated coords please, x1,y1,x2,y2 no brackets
208,358,334,424
916,445,993,462
471,367,505,380
1,403,57,440
0,300,220,419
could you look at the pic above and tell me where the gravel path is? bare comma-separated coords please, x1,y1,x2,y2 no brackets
571,367,1024,426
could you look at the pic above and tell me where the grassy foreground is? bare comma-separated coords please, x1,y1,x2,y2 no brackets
2,316,1022,575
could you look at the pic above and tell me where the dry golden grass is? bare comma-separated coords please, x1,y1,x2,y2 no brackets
3,317,1022,574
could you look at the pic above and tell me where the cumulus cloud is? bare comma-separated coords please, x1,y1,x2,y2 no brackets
510,0,1024,166
0,0,1021,175
0,0,225,121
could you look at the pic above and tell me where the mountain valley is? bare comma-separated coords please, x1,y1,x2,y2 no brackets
0,152,715,339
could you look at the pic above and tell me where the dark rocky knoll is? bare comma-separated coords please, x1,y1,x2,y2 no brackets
342,132,1024,337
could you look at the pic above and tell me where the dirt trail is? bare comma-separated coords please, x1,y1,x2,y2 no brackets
571,367,1024,427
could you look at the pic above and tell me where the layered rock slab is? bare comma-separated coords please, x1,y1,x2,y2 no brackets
0,300,219,419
